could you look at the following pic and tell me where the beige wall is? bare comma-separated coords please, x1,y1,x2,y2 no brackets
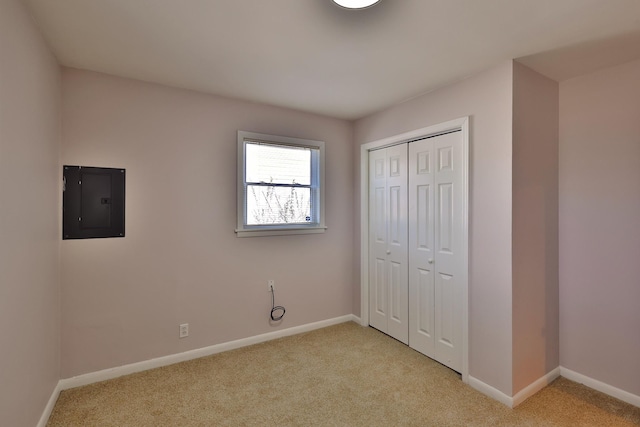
60,69,355,378
559,58,640,396
0,0,61,424
354,62,515,395
512,62,559,394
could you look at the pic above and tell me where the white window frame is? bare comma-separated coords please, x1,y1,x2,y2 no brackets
236,131,326,237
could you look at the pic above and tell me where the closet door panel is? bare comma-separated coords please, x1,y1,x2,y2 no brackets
433,132,464,372
369,149,388,333
408,140,436,356
369,144,408,344
386,144,409,344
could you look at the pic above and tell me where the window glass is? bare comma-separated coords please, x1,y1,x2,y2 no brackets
237,131,325,237
246,143,311,186
246,185,311,225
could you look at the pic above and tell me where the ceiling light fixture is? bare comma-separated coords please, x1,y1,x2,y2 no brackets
332,0,381,9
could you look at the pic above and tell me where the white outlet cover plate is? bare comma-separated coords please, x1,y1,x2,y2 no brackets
179,323,189,338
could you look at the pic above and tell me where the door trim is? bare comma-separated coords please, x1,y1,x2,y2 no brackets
359,117,469,383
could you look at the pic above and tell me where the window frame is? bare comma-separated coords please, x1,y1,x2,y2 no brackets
236,131,326,237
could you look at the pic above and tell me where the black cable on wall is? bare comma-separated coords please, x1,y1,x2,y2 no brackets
270,286,285,321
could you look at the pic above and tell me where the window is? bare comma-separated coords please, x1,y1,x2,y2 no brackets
236,131,326,237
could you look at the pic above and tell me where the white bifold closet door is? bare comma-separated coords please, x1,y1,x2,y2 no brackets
369,131,463,373
408,132,463,373
368,143,409,345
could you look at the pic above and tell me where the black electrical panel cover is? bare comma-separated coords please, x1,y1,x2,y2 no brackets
63,166,125,239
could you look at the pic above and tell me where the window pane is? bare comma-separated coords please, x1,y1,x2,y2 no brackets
246,185,311,225
246,143,311,185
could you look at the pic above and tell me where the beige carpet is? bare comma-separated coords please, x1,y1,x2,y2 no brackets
47,322,640,426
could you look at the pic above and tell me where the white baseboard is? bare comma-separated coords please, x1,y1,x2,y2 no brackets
560,366,640,408
469,368,560,408
37,381,62,427
468,375,513,407
470,367,640,409
512,367,560,407
59,314,358,391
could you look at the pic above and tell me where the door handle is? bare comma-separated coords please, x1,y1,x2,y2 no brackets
428,258,434,264
386,250,391,254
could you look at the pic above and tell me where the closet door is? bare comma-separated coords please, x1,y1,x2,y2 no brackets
408,140,436,357
369,144,409,344
409,131,463,373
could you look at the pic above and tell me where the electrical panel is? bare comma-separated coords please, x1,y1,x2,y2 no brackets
63,166,125,239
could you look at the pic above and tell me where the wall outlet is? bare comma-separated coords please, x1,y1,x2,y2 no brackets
179,323,189,338
268,280,275,292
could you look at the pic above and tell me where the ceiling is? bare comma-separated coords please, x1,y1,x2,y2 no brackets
24,0,640,120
